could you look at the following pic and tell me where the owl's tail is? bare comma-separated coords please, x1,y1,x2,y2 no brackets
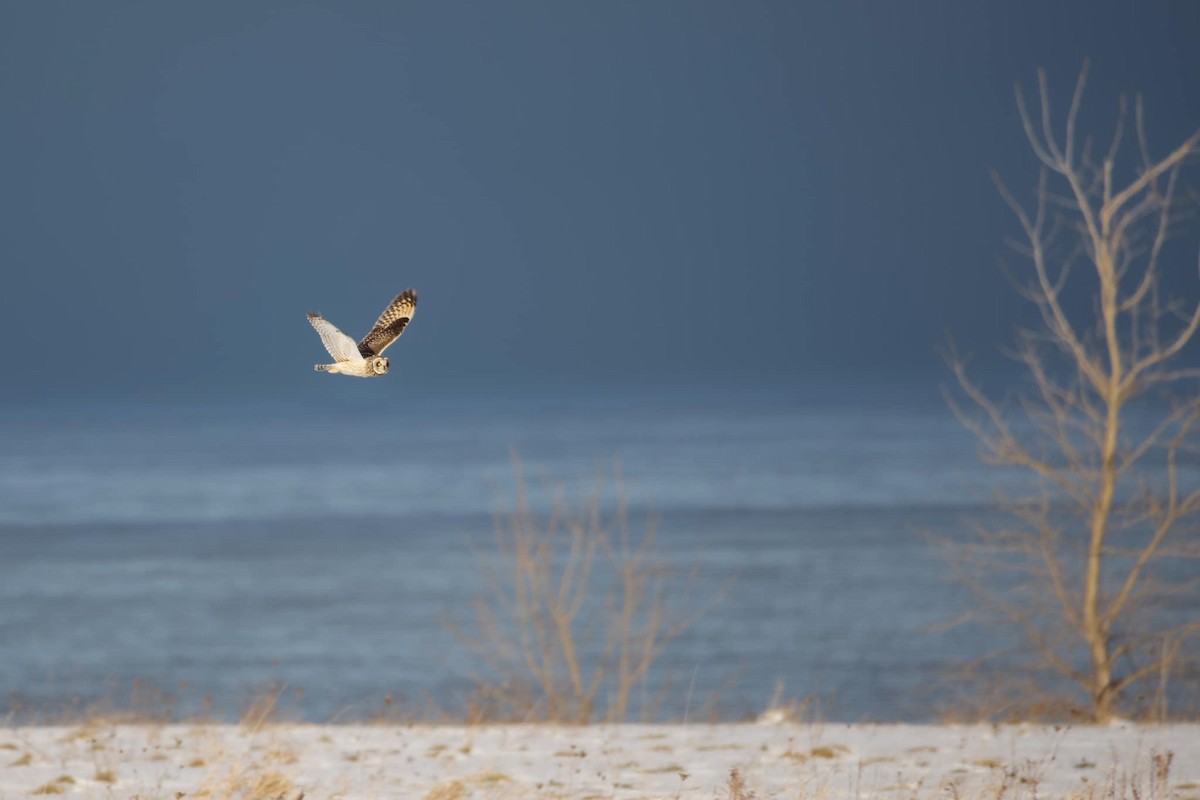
314,364,329,371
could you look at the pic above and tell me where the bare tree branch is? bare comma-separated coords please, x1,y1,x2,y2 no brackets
944,64,1200,722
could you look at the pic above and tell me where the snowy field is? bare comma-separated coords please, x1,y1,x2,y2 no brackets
0,721,1196,799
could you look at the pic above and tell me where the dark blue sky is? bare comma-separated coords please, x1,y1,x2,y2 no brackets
2,2,1198,402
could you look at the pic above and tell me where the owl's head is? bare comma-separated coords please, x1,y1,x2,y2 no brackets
370,356,389,375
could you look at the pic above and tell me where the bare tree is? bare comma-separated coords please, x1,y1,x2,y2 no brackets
944,63,1200,722
454,455,717,723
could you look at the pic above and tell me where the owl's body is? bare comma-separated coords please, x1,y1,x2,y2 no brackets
308,289,417,378
313,357,385,377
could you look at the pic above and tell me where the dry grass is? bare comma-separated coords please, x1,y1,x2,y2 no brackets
421,779,466,800
641,763,686,774
29,773,78,795
239,683,295,732
726,767,755,800
193,764,299,800
246,770,295,799
469,771,511,785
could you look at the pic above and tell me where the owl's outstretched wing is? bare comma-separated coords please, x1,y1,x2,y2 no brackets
358,289,417,357
308,313,362,362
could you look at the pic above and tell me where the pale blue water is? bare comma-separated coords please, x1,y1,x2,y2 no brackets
0,388,1059,720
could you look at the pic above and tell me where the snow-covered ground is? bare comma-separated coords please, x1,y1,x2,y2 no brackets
1,722,1196,799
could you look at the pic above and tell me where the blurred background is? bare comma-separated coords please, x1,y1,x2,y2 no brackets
1,1,1197,721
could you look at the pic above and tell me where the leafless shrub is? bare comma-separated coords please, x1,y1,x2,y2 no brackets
453,454,723,723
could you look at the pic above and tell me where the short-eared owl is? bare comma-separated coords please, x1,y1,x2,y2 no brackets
308,289,417,377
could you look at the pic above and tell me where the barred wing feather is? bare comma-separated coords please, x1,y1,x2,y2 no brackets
358,289,417,357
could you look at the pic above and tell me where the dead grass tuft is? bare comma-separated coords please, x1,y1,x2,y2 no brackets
246,770,295,799
782,744,849,763
264,747,299,764
470,771,511,785
239,683,299,732
726,767,755,800
808,744,848,759
642,763,686,774
421,779,466,800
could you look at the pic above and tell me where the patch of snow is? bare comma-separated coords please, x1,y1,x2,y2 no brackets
0,722,1194,799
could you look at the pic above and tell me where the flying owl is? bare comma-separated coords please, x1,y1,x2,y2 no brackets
308,289,417,377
